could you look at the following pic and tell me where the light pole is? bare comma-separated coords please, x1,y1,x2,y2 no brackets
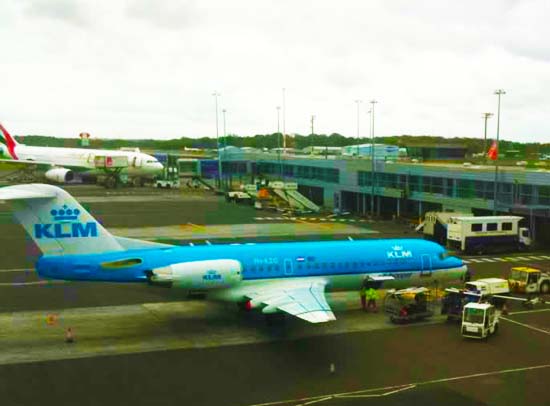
310,115,315,154
355,99,362,155
212,91,222,188
282,88,286,154
222,109,227,141
493,89,505,215
482,112,493,161
370,99,378,216
277,106,282,178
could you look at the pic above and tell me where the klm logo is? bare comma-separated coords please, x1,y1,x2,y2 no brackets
34,205,98,239
203,270,222,281
386,245,412,259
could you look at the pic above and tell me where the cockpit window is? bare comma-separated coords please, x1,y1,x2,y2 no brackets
439,252,450,260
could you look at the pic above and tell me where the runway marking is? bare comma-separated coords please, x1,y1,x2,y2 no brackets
247,364,550,406
480,258,497,263
514,257,531,261
468,259,484,263
493,258,509,262
500,316,550,335
540,256,550,260
462,260,470,264
526,256,545,260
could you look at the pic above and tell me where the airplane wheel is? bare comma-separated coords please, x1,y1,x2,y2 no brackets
105,177,117,188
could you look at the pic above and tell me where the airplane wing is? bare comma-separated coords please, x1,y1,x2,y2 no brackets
0,159,89,171
244,280,336,323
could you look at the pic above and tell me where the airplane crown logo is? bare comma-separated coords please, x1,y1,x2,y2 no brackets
50,205,81,222
391,245,403,251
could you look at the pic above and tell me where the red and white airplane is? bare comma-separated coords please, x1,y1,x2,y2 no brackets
0,124,163,185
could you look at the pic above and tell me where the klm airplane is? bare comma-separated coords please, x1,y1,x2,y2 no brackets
0,184,467,323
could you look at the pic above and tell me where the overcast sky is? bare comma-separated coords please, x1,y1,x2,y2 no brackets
1,0,549,142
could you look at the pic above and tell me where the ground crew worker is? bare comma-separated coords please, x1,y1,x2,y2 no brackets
65,327,75,344
359,285,368,311
366,288,379,312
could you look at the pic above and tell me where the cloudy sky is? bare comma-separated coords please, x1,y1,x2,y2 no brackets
1,0,549,142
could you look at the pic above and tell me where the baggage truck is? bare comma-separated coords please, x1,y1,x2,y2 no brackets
446,216,531,255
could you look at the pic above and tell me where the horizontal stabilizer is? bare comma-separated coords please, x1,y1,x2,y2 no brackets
114,236,173,250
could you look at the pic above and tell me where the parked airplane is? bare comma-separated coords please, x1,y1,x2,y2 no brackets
0,184,467,323
0,124,163,186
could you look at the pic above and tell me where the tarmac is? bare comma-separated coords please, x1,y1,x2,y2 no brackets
0,185,549,406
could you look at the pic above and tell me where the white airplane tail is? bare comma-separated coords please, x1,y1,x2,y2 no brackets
0,123,20,159
0,184,124,255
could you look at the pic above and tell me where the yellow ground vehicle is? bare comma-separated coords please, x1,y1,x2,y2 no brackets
508,267,550,294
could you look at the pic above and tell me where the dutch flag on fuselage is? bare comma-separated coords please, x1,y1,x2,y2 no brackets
0,123,18,159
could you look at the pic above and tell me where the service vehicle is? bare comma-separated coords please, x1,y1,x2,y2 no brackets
441,288,470,322
461,302,499,339
384,287,434,324
443,278,508,321
154,153,180,189
226,191,252,204
446,216,531,255
421,211,471,245
508,267,550,294
465,278,510,297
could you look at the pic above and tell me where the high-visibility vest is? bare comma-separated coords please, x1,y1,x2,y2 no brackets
367,288,378,300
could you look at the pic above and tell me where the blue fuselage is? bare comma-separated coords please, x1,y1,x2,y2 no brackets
37,238,465,287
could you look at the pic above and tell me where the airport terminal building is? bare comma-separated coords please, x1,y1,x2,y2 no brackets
220,152,550,244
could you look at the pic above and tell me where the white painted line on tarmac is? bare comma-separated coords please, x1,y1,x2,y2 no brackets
493,258,509,262
509,308,550,316
526,256,545,260
500,317,550,335
540,256,550,260
503,257,519,261
480,258,497,263
0,280,65,287
247,364,550,406
468,259,484,263
0,268,33,273
462,260,470,264
514,257,531,261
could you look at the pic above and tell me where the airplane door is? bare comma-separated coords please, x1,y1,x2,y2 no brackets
421,254,432,277
132,156,142,168
284,259,293,276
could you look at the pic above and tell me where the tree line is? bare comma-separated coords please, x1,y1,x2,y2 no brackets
15,133,550,156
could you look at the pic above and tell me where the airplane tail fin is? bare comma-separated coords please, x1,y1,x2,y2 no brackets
0,123,19,159
0,184,124,255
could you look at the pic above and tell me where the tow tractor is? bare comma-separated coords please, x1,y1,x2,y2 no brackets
384,287,434,324
443,277,544,322
508,267,550,295
461,302,499,340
